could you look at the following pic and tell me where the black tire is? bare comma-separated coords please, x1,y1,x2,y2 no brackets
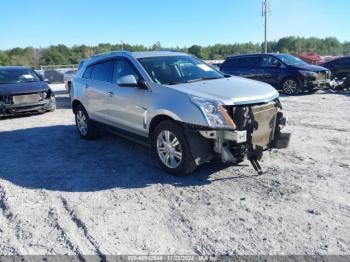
75,104,99,140
342,76,350,89
308,89,318,94
282,77,300,95
67,82,72,97
151,120,197,176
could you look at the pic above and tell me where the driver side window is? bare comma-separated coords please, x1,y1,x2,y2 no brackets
261,56,280,68
112,59,140,83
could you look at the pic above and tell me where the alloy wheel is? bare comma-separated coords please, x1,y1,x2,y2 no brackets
76,110,88,136
156,130,183,169
283,79,298,95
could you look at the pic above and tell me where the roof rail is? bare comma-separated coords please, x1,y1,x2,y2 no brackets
164,50,181,52
91,50,131,58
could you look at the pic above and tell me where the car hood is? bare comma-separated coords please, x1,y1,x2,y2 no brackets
0,81,49,95
290,64,329,72
165,76,279,105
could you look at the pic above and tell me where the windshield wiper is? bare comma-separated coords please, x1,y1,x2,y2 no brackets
186,77,222,83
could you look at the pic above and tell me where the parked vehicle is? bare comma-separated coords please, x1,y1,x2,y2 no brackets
72,51,290,176
64,69,77,96
210,63,223,71
0,66,56,118
341,75,350,90
221,53,331,95
322,56,350,80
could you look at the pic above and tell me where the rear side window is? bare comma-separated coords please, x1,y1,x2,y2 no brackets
223,57,260,69
83,66,93,79
91,61,114,82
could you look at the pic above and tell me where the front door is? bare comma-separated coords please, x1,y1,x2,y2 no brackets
106,58,147,136
258,55,284,87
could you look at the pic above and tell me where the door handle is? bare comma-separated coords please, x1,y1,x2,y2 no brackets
107,91,114,97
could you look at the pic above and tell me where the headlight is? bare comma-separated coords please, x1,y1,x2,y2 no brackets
299,70,317,78
190,95,235,129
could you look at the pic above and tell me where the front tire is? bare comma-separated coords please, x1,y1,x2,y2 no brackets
75,104,99,140
282,78,300,95
151,120,197,176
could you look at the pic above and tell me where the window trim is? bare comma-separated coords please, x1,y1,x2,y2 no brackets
90,59,115,83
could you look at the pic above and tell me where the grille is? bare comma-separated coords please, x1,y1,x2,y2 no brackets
250,103,278,147
226,102,278,147
316,71,327,81
13,93,41,104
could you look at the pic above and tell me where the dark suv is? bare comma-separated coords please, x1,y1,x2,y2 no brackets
322,56,350,79
221,53,331,95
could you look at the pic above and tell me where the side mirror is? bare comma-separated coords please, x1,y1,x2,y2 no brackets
117,75,147,89
117,75,138,87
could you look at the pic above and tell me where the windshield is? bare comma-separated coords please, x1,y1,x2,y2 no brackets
275,54,308,66
0,68,40,84
138,56,225,85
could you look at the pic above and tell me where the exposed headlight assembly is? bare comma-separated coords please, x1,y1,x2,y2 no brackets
299,70,317,78
190,95,236,129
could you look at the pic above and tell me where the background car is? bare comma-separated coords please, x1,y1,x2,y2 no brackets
221,53,331,95
64,69,77,96
0,66,56,118
322,56,350,80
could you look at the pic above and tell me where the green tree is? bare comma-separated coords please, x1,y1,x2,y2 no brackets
188,45,203,58
0,51,10,65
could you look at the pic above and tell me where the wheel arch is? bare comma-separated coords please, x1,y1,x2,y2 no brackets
149,114,176,135
281,75,302,89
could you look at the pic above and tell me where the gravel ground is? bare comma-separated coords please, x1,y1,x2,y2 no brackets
0,86,349,256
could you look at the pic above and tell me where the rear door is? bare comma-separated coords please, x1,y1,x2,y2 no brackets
222,56,261,80
85,60,114,123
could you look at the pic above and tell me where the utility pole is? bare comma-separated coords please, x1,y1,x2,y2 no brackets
262,0,270,53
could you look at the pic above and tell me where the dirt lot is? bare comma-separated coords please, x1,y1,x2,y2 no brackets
0,86,349,256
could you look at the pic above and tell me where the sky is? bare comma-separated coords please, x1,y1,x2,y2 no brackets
0,0,349,50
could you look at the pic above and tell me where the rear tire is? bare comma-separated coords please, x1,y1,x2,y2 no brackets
67,82,72,97
151,120,197,176
75,104,99,140
308,89,318,94
282,78,300,95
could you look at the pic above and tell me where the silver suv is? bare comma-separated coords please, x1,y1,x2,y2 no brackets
72,51,290,176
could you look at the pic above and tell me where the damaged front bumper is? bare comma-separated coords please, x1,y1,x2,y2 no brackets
195,101,291,174
0,97,56,117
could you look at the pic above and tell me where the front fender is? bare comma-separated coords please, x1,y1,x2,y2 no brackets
143,85,208,132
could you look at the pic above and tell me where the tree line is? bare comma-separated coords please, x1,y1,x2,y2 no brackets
0,36,349,69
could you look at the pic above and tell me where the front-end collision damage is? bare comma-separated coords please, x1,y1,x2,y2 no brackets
0,90,56,117
188,99,290,174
